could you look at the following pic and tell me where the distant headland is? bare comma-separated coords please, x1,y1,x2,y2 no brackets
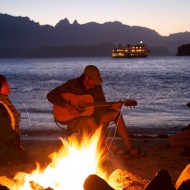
0,13,190,58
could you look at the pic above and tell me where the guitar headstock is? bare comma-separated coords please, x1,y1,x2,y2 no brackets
124,99,137,107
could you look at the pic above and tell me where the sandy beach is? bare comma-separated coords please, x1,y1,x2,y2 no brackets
0,132,189,190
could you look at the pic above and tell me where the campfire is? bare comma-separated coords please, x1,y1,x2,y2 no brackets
0,128,134,190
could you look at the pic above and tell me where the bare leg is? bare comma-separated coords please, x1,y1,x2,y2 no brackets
68,117,107,151
99,110,132,151
115,113,133,150
68,116,99,135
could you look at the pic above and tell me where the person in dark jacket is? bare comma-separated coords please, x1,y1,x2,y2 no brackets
47,65,140,158
0,74,28,164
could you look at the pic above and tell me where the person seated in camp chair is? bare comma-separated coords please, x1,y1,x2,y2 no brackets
47,65,141,159
168,102,190,157
0,74,29,164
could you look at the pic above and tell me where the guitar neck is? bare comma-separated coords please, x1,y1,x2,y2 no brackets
87,101,123,107
86,99,137,107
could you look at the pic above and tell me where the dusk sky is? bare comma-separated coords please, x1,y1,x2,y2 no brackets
0,0,189,36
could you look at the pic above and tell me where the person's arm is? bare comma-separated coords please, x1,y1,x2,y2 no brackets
47,83,71,107
47,80,84,118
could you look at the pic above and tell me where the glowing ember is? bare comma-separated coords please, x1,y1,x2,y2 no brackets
0,128,110,190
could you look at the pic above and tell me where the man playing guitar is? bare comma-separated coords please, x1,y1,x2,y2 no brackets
47,65,139,159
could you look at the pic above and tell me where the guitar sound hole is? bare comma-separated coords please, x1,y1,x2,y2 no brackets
78,101,86,111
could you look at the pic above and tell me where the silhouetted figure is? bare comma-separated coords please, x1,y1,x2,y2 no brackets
0,74,29,164
168,102,190,157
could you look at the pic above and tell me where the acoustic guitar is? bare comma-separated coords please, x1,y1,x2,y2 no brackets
53,93,137,123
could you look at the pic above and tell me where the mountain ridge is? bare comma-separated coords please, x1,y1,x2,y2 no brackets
0,13,190,56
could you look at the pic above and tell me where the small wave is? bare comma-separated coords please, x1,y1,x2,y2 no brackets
19,108,52,114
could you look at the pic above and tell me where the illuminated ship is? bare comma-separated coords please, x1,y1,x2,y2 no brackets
112,41,151,58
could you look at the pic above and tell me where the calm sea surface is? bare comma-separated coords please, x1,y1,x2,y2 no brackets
0,56,190,137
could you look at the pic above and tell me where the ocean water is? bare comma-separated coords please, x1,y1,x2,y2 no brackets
0,56,190,137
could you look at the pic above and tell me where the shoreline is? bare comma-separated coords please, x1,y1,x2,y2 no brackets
20,127,177,137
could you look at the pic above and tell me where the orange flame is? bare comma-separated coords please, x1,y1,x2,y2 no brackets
0,128,110,190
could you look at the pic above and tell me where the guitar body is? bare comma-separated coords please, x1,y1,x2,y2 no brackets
53,92,137,123
53,93,94,123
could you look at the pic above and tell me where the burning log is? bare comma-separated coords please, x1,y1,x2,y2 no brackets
83,174,114,190
0,176,15,189
29,181,53,190
0,185,10,190
143,169,175,190
108,169,133,189
177,180,190,190
29,181,44,190
0,129,137,190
